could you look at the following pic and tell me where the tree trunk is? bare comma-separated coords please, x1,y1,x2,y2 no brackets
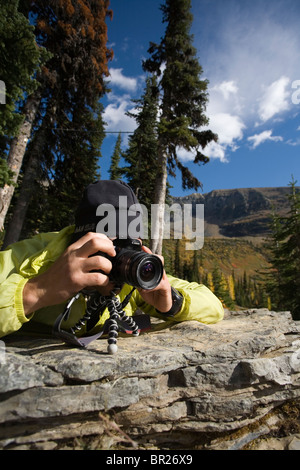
2,121,47,249
2,152,40,248
0,90,41,231
150,149,168,255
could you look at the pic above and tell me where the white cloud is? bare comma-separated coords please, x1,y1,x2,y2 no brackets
247,130,283,149
193,0,300,162
205,141,228,163
209,113,245,146
258,76,291,122
176,147,194,162
202,4,300,108
108,68,138,92
103,68,145,137
203,113,245,162
103,97,137,133
177,142,228,164
212,81,239,101
286,138,300,147
176,141,229,164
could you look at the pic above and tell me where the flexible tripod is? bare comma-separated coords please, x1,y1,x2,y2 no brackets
53,288,140,353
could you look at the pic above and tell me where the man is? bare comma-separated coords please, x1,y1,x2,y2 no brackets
0,180,224,340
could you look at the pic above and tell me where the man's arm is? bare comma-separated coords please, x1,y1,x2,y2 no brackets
22,232,116,316
135,273,224,325
0,231,116,337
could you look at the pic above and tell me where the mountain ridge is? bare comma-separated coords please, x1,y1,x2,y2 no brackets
173,186,299,240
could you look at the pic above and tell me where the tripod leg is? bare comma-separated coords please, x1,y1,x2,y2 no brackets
106,295,140,354
107,312,119,354
118,310,139,336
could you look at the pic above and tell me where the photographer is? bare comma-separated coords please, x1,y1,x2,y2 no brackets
0,180,224,339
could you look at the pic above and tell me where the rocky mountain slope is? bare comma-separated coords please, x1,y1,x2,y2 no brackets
174,186,298,239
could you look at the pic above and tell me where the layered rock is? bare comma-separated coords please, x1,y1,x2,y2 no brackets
0,309,300,450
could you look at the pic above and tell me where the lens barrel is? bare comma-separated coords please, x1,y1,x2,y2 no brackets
111,249,163,290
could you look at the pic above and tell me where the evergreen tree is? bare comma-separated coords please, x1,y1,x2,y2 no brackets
0,0,44,142
0,160,14,188
122,75,159,208
228,274,235,304
211,266,234,308
267,178,300,319
2,0,113,246
143,0,217,254
174,239,181,278
264,210,282,310
22,101,104,235
191,250,200,283
206,272,214,293
0,0,47,221
234,275,246,307
109,133,123,181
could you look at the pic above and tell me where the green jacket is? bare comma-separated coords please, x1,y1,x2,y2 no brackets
0,226,224,338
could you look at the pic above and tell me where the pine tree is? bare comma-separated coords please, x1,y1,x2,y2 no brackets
0,0,47,225
174,239,181,278
0,0,44,141
228,274,235,303
22,101,104,236
212,266,234,308
143,0,217,254
122,75,159,208
234,275,247,307
2,0,113,246
206,272,214,293
267,178,300,319
109,133,123,181
0,160,14,188
190,250,200,283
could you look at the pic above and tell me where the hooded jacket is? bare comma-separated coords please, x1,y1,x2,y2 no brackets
0,226,224,338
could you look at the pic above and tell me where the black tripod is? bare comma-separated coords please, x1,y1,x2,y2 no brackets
53,288,140,353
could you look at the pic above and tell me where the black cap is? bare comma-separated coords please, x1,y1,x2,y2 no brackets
71,180,144,243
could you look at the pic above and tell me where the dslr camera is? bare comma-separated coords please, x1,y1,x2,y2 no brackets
97,238,163,290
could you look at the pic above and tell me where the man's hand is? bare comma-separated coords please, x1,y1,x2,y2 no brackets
137,245,173,313
23,232,116,316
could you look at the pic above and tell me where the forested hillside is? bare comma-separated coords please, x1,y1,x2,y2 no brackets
163,237,272,310
163,183,300,315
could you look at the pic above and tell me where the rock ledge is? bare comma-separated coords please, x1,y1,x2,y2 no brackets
1,309,300,450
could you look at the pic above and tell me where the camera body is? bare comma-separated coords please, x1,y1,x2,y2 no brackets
97,238,163,290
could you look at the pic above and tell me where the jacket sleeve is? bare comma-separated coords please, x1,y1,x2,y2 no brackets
0,250,32,338
0,226,73,338
134,274,224,325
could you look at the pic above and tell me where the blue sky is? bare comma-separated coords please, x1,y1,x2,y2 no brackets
101,0,300,197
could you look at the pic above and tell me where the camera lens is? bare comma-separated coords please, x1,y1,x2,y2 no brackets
139,261,155,283
134,255,163,289
111,250,163,290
